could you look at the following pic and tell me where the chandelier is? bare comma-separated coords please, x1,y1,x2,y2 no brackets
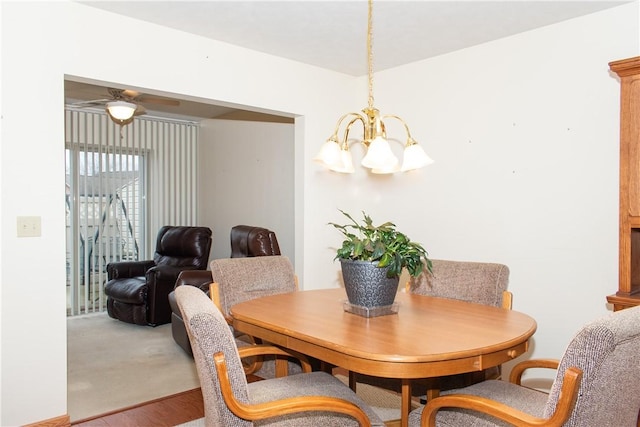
314,0,433,174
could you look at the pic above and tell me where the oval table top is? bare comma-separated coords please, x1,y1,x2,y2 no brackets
231,288,537,379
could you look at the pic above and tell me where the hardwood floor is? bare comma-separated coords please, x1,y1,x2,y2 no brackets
71,388,204,427
70,373,263,427
69,372,401,427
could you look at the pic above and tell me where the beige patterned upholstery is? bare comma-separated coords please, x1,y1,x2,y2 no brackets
175,285,385,426
356,259,511,397
409,305,640,426
210,256,301,379
407,259,509,308
210,256,296,318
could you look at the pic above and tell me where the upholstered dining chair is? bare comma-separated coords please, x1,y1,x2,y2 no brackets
209,255,297,321
408,305,640,427
104,225,212,326
209,255,300,378
175,285,385,427
354,259,512,399
407,259,512,399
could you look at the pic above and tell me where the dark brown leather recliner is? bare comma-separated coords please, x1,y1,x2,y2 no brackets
105,225,212,326
169,225,281,355
230,225,281,258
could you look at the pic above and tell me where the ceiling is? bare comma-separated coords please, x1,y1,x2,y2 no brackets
67,0,629,121
65,80,293,123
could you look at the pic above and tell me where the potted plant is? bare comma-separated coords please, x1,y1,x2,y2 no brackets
329,210,432,309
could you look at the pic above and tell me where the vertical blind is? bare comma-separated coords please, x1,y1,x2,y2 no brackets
65,108,198,316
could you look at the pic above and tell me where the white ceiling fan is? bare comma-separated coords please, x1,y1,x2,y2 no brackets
71,87,180,125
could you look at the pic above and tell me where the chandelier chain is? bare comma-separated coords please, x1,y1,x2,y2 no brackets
367,0,374,109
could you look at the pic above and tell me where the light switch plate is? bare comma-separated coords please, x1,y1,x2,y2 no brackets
17,216,41,237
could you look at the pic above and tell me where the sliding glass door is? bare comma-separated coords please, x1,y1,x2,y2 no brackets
65,109,198,316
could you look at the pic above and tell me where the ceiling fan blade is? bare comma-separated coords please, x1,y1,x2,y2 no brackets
121,89,141,99
134,105,147,116
136,95,180,107
70,99,111,107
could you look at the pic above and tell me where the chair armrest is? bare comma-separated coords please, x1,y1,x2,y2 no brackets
213,352,372,427
509,359,560,385
238,344,313,374
147,264,192,282
501,290,513,310
174,270,213,292
107,260,155,280
421,366,582,427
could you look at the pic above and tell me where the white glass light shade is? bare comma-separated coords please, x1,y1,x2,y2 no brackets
400,143,434,172
371,164,400,174
106,101,137,121
314,140,355,174
314,140,339,166
331,149,355,173
361,136,398,170
314,139,342,168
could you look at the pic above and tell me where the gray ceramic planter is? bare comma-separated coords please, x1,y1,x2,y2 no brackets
340,259,399,307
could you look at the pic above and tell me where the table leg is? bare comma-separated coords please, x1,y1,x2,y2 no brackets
400,379,412,427
319,361,334,374
426,388,440,401
348,370,357,392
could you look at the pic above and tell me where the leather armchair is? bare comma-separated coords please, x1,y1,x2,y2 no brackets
169,225,281,355
105,225,212,326
168,270,213,355
230,225,281,257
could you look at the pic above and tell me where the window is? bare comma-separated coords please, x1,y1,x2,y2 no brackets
65,109,198,316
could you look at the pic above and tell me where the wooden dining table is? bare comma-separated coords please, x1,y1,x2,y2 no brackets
231,288,537,427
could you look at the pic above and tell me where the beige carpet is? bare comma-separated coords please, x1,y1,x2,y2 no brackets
334,374,405,422
68,312,413,425
67,312,199,422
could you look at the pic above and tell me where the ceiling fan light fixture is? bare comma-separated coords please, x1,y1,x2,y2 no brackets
106,100,137,122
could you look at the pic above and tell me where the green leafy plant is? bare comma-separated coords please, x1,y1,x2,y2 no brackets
329,210,432,278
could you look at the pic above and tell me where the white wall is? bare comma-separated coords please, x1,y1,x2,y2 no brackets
0,1,637,424
403,3,638,375
1,2,353,424
198,119,295,263
334,3,640,380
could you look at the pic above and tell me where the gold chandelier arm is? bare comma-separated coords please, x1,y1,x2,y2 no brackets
342,116,366,148
382,114,416,145
331,112,364,133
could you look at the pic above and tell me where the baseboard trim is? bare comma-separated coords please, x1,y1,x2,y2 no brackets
23,414,71,427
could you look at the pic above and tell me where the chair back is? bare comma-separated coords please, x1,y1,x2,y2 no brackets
153,226,212,269
408,259,509,308
543,305,640,426
175,285,252,427
230,225,281,257
210,256,296,316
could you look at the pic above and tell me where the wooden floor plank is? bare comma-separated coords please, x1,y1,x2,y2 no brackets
71,388,204,427
70,373,400,426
